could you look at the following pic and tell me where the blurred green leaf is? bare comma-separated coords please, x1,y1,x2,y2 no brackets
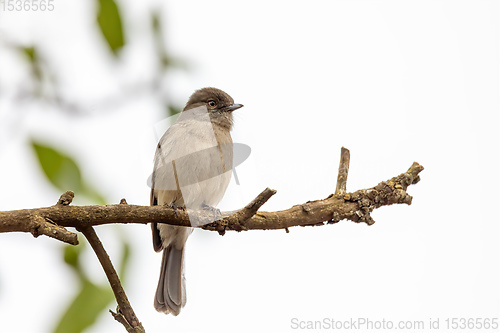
81,184,108,206
151,11,176,69
63,243,83,270
20,46,42,82
21,46,37,62
118,240,131,280
160,53,172,69
58,242,111,333
31,140,83,192
63,242,89,280
31,139,107,204
96,0,125,56
54,280,113,333
56,233,132,333
151,11,161,33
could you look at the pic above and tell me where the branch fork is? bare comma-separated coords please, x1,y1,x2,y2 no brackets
0,147,424,332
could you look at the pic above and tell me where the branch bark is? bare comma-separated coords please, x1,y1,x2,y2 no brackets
0,191,79,245
0,154,424,333
335,147,350,195
0,162,424,234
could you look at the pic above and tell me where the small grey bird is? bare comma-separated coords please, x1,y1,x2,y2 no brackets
150,87,243,315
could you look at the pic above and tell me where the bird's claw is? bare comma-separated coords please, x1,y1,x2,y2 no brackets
202,204,222,221
169,203,183,217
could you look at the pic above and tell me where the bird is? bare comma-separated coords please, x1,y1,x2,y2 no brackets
150,87,243,315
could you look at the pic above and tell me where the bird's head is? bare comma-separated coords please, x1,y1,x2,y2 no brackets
184,87,243,130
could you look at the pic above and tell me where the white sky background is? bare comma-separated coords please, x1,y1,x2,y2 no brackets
0,1,499,332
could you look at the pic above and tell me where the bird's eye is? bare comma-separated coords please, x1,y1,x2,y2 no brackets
208,100,216,108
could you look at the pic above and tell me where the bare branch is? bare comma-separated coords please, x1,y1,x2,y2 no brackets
0,162,424,235
0,148,424,333
205,161,423,230
0,209,79,245
32,214,79,245
110,308,138,333
205,187,277,235
78,226,145,333
56,190,75,206
335,147,350,195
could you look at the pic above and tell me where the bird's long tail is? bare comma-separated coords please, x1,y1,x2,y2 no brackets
154,245,186,315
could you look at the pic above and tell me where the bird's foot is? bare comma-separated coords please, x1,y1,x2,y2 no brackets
202,204,222,221
169,203,184,217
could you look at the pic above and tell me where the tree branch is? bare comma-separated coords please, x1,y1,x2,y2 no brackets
0,191,79,245
335,147,350,195
0,162,424,234
78,225,144,333
0,152,424,333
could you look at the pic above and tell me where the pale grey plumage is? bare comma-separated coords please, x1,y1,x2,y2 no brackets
151,87,242,315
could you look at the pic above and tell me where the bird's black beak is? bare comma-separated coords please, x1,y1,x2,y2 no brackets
221,103,244,112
